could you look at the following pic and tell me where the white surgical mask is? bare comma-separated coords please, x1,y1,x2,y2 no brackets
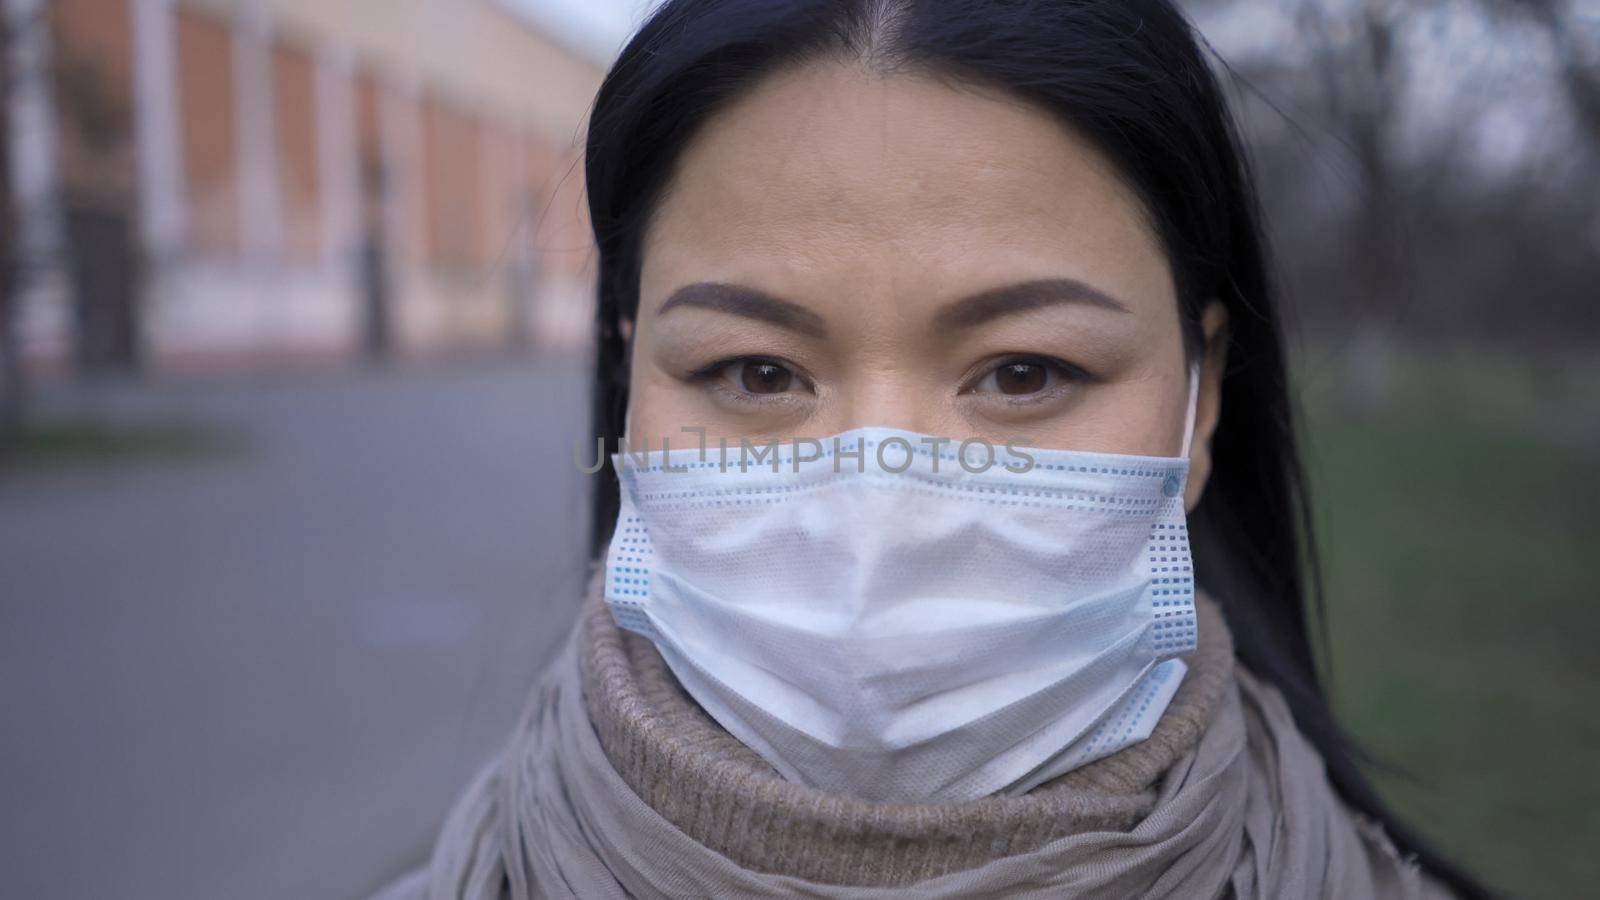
604,367,1202,803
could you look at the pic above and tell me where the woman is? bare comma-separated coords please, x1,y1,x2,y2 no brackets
381,0,1488,896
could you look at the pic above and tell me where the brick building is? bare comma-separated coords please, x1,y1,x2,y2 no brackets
8,0,605,374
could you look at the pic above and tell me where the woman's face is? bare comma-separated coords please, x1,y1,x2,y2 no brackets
628,60,1227,509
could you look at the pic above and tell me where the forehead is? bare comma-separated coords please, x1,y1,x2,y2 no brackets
640,59,1174,321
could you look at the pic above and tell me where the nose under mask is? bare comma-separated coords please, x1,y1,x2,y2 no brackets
604,365,1201,802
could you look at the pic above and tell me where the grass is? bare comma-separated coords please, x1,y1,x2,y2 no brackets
1302,351,1599,899
0,418,246,469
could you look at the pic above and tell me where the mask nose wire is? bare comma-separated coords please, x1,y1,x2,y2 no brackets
1179,362,1202,460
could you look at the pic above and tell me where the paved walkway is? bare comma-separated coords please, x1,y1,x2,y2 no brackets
0,360,591,900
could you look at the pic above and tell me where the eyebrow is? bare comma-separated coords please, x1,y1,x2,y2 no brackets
656,282,829,338
931,278,1132,330
654,276,1130,338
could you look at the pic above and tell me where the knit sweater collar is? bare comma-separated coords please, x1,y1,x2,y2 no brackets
577,571,1236,888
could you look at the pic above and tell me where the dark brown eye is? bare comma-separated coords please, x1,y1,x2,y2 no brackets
739,361,793,394
993,362,1048,395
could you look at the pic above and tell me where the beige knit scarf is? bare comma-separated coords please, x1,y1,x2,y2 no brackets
376,566,1452,899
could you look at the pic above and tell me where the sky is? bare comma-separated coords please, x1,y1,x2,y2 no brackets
501,0,654,64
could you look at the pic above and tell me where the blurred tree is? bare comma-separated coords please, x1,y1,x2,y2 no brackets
1187,0,1599,393
1299,0,1414,410
1503,0,1600,144
0,7,27,450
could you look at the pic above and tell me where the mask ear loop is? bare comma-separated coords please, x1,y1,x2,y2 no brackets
1179,362,1202,459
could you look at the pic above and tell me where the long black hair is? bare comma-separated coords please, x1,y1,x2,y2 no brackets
580,1,1487,895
